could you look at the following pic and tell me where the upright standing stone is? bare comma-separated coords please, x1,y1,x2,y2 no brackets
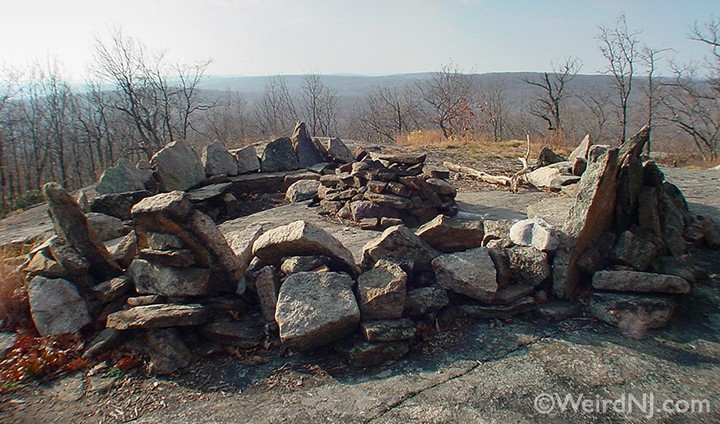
291,122,325,168
260,137,299,172
150,140,205,191
202,140,239,176
43,183,122,280
326,137,354,163
233,145,261,174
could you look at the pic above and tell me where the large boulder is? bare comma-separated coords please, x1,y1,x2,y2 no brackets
592,270,691,294
356,259,407,320
28,276,91,337
43,183,122,280
96,159,146,195
291,122,325,168
362,225,441,272
403,286,449,317
202,140,239,176
416,215,484,253
143,329,192,375
432,247,498,302
90,190,152,221
253,220,359,276
285,179,320,203
150,140,205,192
326,137,354,163
233,145,261,174
261,137,299,173
275,272,360,351
507,246,550,287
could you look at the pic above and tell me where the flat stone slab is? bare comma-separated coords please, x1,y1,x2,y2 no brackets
592,270,691,294
106,304,209,330
186,183,233,202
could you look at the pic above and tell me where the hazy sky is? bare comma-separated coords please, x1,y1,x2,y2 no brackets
1,0,717,80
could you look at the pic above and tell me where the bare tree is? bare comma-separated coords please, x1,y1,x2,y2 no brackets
202,90,249,146
359,84,423,142
480,80,508,142
598,15,640,142
640,46,669,155
253,75,297,138
420,63,480,139
577,84,614,143
523,57,582,139
300,73,338,136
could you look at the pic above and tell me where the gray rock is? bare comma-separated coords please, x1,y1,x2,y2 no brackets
568,134,592,161
0,332,18,359
592,270,691,294
362,225,440,272
129,259,210,296
261,137,299,172
360,319,417,343
150,140,205,192
509,218,559,252
86,212,128,242
491,283,535,305
649,256,695,283
403,285,450,317
526,162,573,190
615,154,645,232
536,146,567,168
432,247,498,302
90,190,152,221
202,140,239,176
588,292,677,334
199,319,265,348
416,214,484,253
572,157,587,176
24,250,68,278
223,224,263,289
186,182,232,203
458,296,536,319
292,122,325,168
507,246,550,287
47,237,90,276
487,248,512,288
286,179,320,203
553,145,620,299
637,186,662,237
378,153,426,165
326,137,354,163
96,159,146,195
82,328,123,359
357,259,407,320
609,230,659,271
280,255,330,274
482,220,516,245
188,210,246,282
106,304,209,330
43,183,122,280
92,276,131,303
535,301,581,321
698,216,720,248
253,220,359,276
253,265,280,322
364,192,413,209
127,295,166,307
131,191,193,222
233,145,261,174
144,329,192,375
335,336,409,366
658,182,690,256
138,248,196,267
108,231,137,270
275,272,360,351
28,276,91,337
425,178,457,196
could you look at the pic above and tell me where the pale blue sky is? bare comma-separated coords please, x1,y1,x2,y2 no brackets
1,0,717,80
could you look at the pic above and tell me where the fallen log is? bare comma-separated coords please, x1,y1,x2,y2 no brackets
443,161,512,186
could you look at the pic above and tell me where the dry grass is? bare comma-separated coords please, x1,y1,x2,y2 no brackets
0,252,31,331
398,129,573,161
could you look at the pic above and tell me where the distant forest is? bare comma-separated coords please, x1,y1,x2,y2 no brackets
1,16,719,213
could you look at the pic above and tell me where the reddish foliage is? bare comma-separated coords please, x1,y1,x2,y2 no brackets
0,332,85,390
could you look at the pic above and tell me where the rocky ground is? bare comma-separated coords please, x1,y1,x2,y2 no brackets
1,144,719,423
